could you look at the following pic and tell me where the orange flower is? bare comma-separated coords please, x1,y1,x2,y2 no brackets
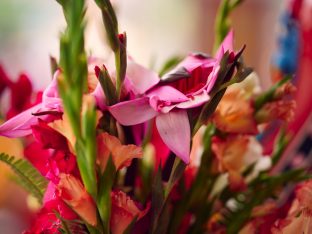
212,89,258,134
97,132,143,171
57,173,97,226
212,135,250,191
110,190,150,234
212,135,249,173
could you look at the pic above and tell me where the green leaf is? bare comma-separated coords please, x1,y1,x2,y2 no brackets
0,153,48,203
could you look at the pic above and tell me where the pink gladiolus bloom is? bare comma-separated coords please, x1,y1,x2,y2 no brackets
0,70,63,137
109,31,235,163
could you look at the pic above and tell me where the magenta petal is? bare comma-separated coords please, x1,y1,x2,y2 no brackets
42,70,61,108
215,30,234,60
0,104,43,137
178,55,215,73
156,110,190,164
126,60,160,94
206,65,220,94
176,91,210,109
147,85,188,102
91,83,107,110
109,97,158,126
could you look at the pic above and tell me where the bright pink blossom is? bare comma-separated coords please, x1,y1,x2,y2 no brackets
0,70,62,137
109,31,235,163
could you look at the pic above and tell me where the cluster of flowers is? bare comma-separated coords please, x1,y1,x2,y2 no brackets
0,0,310,233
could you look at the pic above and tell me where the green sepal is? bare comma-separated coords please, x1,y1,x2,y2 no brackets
50,55,58,76
95,0,119,51
254,75,291,111
118,32,127,90
97,66,118,106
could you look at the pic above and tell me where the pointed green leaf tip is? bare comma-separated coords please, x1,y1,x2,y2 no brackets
0,153,48,203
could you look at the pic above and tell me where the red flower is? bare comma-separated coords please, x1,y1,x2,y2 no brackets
31,119,69,151
111,190,150,234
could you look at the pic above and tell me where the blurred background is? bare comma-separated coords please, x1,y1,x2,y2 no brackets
1,0,310,233
0,0,284,90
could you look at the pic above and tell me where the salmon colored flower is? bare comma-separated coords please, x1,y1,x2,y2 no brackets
110,190,150,234
212,88,258,134
97,132,143,171
109,31,236,163
212,135,249,173
255,99,296,123
212,135,250,191
57,173,97,226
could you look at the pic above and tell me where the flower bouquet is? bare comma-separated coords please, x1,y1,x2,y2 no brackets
0,0,310,233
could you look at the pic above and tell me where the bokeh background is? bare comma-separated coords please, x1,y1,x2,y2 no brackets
0,0,284,90
0,0,302,233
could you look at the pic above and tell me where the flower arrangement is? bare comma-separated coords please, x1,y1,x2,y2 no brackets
0,0,310,233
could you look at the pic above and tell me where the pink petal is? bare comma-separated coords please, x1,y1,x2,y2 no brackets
126,60,160,94
178,55,215,73
206,65,220,94
109,97,158,126
156,110,190,164
215,30,234,60
42,70,61,109
147,85,188,102
91,83,107,110
176,91,210,109
0,104,43,137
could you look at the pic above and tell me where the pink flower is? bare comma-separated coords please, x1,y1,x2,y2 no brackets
0,70,62,137
109,31,235,163
25,182,78,234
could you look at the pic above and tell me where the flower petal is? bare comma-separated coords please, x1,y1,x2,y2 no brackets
147,85,188,102
0,104,42,137
176,91,210,109
215,29,234,59
126,60,160,94
91,83,107,110
178,55,215,73
109,97,158,126
156,110,190,164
